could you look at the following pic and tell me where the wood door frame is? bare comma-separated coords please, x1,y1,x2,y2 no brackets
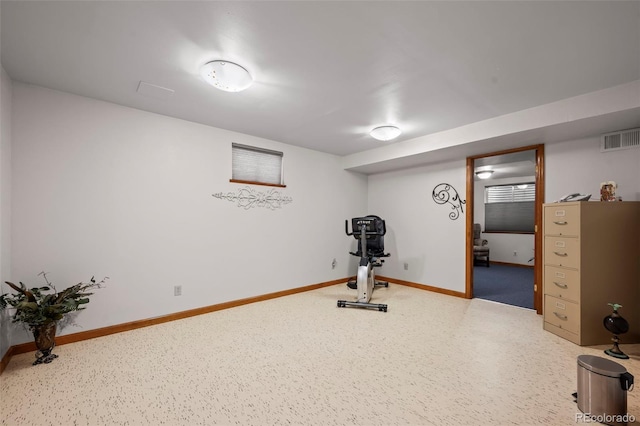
465,144,545,314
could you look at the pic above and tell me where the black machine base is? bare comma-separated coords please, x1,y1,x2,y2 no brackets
346,280,389,290
337,300,387,312
605,348,630,359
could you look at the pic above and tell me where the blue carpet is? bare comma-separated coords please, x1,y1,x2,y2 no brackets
473,264,534,310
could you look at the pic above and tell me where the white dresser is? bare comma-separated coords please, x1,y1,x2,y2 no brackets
543,201,640,345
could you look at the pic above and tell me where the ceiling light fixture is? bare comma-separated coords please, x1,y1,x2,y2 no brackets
370,125,402,141
475,170,494,179
200,60,253,92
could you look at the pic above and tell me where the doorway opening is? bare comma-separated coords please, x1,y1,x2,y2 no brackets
465,145,544,314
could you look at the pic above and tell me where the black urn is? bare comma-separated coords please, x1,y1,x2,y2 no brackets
603,303,630,359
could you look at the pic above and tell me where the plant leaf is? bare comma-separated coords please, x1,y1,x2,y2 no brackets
5,281,25,295
16,301,38,311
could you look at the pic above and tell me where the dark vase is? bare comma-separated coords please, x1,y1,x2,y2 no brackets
603,303,629,359
31,321,59,365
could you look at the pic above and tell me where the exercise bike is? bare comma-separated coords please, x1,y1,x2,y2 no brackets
337,215,390,312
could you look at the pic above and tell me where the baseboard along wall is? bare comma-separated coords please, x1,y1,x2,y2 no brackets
489,261,534,269
0,276,464,375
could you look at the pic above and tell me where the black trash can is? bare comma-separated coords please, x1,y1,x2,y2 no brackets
576,355,634,425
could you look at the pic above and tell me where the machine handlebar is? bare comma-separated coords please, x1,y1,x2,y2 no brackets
345,217,386,237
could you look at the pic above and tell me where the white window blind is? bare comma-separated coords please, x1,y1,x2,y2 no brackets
232,143,284,185
484,183,535,233
486,183,535,203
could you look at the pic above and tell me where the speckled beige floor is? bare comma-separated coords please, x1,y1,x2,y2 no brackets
1,283,639,426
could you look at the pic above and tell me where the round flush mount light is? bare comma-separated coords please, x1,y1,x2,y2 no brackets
475,170,494,179
200,60,253,92
370,125,402,141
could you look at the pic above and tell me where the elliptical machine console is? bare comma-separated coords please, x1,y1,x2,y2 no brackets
337,215,390,312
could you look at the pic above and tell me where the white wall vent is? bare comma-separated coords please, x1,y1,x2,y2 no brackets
601,128,640,152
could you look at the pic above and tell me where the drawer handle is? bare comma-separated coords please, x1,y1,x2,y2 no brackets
553,251,568,257
553,312,568,320
553,281,568,289
553,221,568,225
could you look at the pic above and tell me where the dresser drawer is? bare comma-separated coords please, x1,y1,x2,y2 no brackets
544,236,580,269
544,295,579,335
544,204,580,236
544,266,580,302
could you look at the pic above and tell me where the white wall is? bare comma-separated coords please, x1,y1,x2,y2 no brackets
0,66,13,357
368,160,467,293
365,132,640,295
470,134,640,266
474,176,535,265
5,82,640,352
9,83,367,345
545,135,640,203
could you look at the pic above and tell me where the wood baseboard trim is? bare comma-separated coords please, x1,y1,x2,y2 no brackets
0,277,348,375
377,276,467,298
0,345,15,375
1,276,468,374
489,261,534,269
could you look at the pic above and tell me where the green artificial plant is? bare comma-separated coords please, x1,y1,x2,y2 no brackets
0,272,108,327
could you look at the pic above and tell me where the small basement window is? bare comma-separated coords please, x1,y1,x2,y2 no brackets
231,143,285,187
484,182,535,233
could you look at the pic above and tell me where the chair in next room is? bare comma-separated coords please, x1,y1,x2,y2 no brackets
473,223,490,267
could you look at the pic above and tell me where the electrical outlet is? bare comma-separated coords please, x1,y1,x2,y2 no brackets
404,262,409,270
331,258,337,269
174,285,182,296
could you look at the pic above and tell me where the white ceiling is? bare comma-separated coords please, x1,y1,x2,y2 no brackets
2,1,639,167
475,150,536,181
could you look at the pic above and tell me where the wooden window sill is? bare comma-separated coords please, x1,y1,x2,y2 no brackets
229,179,286,188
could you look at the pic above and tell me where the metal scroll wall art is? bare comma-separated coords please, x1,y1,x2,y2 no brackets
432,183,466,220
212,186,293,210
